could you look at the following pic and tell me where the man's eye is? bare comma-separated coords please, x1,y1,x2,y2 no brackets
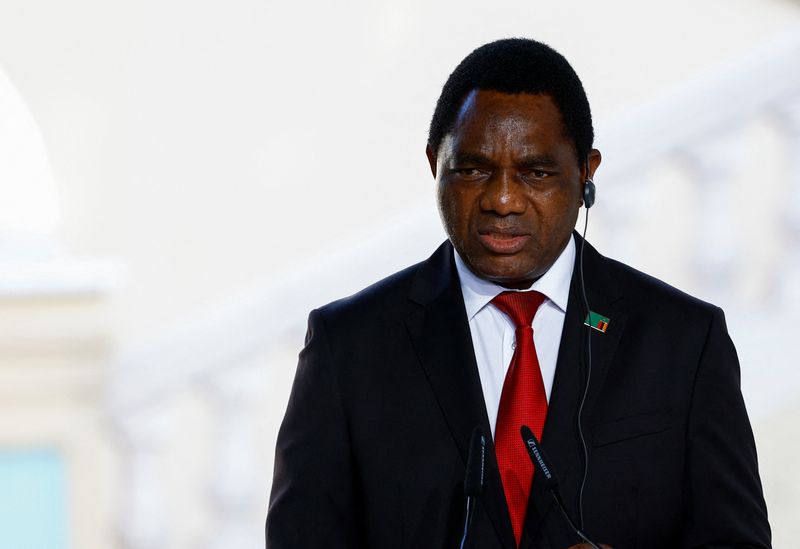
452,168,485,179
524,170,551,179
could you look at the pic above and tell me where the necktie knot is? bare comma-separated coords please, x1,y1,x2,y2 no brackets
491,290,546,329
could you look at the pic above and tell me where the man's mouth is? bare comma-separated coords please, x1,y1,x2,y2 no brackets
477,231,531,254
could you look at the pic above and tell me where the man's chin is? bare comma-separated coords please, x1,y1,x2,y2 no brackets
467,257,540,289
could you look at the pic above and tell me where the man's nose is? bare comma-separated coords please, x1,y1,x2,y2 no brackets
479,169,527,216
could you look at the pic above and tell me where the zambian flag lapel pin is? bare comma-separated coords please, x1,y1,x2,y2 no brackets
584,311,610,333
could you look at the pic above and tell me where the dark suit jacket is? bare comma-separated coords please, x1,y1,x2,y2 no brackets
266,234,770,548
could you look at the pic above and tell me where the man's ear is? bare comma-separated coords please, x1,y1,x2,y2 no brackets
585,148,601,181
425,145,437,179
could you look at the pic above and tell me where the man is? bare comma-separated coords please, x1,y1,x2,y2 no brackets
266,39,770,548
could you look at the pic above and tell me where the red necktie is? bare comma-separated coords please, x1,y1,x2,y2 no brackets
491,290,547,547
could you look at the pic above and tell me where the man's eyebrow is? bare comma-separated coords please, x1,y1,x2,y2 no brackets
450,152,493,165
449,152,562,167
516,154,560,167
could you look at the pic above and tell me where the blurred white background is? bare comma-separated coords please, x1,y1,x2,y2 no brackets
0,0,799,547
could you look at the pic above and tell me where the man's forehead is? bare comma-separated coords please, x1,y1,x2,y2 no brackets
449,90,564,139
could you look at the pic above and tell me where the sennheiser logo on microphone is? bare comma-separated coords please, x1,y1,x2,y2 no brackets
479,435,485,486
526,438,552,480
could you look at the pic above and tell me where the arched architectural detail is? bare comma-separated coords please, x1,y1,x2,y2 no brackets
0,67,60,245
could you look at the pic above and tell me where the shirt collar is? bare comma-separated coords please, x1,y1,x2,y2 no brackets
454,234,575,321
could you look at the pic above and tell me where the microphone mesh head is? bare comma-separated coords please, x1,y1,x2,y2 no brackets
464,426,486,497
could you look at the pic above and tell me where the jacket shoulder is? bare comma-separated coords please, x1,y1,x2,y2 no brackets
314,260,423,327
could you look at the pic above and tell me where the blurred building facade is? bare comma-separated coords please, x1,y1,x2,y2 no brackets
1,0,799,547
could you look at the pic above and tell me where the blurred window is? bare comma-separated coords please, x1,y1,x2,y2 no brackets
0,448,69,549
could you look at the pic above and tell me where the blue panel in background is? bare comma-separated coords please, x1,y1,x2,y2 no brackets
0,448,69,549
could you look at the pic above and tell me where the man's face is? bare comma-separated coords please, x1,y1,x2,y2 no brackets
428,89,600,289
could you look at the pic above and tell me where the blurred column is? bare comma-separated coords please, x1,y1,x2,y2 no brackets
681,128,745,302
116,406,174,549
203,358,267,549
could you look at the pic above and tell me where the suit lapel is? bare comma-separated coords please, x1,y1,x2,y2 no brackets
405,241,517,548
522,233,628,548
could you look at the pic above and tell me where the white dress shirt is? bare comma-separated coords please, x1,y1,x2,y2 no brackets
453,237,576,438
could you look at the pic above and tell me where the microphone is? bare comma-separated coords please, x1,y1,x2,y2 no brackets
465,426,486,498
459,426,485,549
520,425,601,549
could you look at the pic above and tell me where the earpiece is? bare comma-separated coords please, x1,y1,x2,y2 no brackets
583,179,596,209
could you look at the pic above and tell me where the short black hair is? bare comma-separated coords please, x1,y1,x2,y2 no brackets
428,38,594,164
